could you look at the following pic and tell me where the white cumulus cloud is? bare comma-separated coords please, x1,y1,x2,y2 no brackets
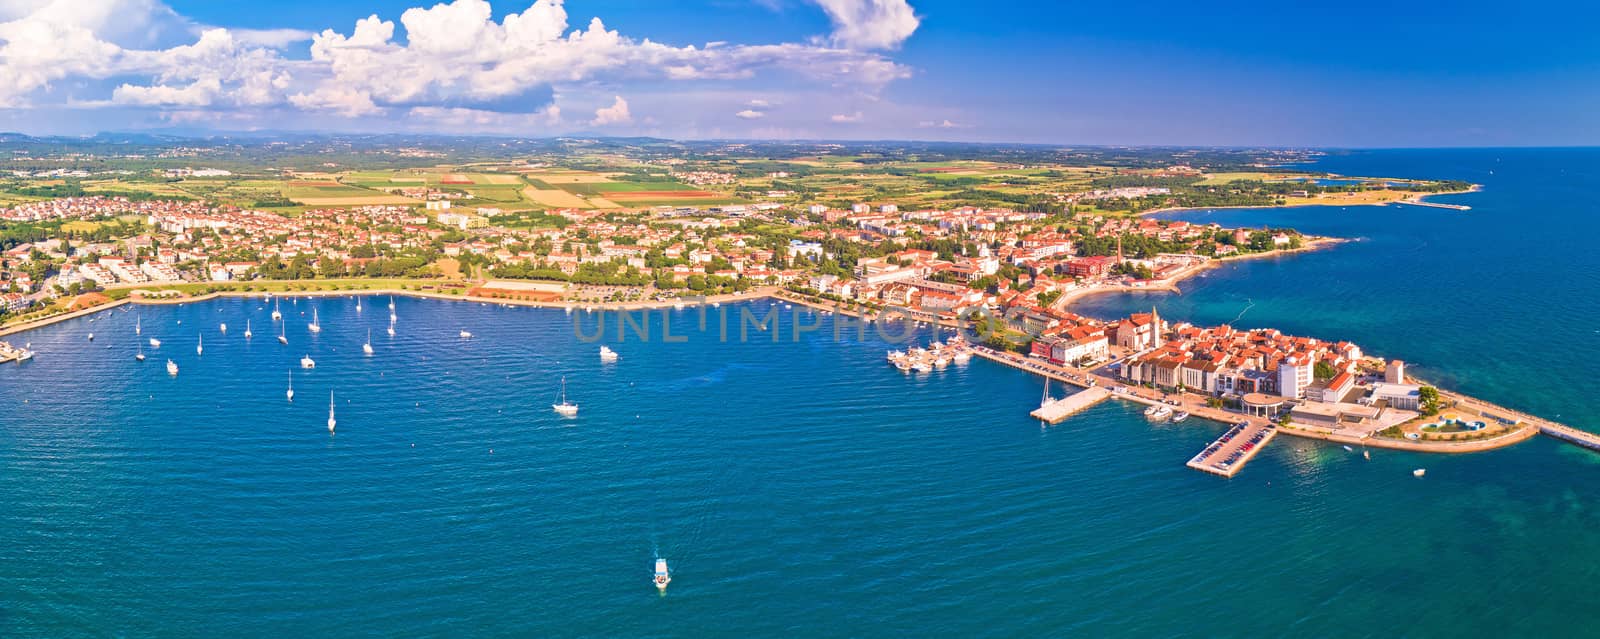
591,95,632,126
735,109,764,119
810,0,920,50
830,111,864,123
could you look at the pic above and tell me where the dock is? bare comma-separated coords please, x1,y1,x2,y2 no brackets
1187,422,1279,478
1394,199,1471,211
1031,387,1111,424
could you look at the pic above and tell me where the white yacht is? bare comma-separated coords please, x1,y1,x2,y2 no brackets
459,330,473,339
599,345,619,362
953,350,972,364
149,337,162,348
271,299,282,321
308,309,322,333
654,558,671,591
327,391,337,433
166,359,179,376
1413,468,1426,478
552,377,578,416
244,320,253,339
87,333,94,342
363,329,374,356
300,355,316,369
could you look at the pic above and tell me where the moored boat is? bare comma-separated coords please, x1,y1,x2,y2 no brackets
552,377,578,416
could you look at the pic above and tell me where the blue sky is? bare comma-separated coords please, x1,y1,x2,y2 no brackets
0,0,1595,146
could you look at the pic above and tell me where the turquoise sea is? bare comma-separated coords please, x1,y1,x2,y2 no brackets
4,149,1600,637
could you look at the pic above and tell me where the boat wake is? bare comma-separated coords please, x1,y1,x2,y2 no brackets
1231,298,1256,324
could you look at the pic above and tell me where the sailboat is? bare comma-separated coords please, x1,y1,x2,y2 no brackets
135,342,146,362
1413,468,1426,478
389,296,397,323
278,322,288,345
363,329,374,356
308,308,322,333
654,558,671,591
244,319,253,339
356,298,362,313
87,332,94,341
149,337,162,348
166,359,178,376
287,372,295,402
136,315,142,335
599,345,619,362
459,329,473,339
552,377,578,416
272,299,282,321
196,333,203,356
386,320,395,337
220,322,227,334
327,391,336,433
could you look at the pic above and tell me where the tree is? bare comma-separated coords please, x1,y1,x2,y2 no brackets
1418,386,1441,415
1314,361,1337,381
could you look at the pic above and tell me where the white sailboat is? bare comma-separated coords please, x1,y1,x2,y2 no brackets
356,298,362,313
386,320,395,337
363,329,374,356
196,333,203,356
1413,468,1426,478
308,308,322,333
166,359,179,376
244,319,253,339
654,558,671,591
220,322,227,334
552,377,578,416
136,342,146,362
599,345,619,362
278,322,288,345
300,354,316,369
87,332,94,341
327,391,336,433
389,296,397,323
388,296,396,310
459,330,473,339
271,299,282,321
136,315,142,335
149,337,162,348
287,372,295,402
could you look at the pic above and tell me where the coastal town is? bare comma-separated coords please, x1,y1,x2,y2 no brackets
1,143,1556,476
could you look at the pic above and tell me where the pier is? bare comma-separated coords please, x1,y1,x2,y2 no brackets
1031,387,1111,424
1187,422,1279,478
1394,199,1471,211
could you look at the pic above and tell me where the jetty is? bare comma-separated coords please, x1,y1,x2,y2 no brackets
1394,199,1471,211
1031,386,1111,424
1187,421,1279,478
